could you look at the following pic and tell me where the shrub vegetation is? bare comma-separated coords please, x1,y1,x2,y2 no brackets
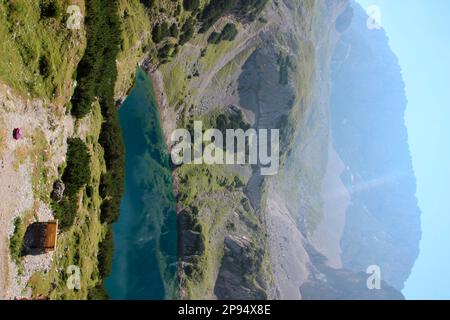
39,0,61,19
207,23,238,44
183,0,200,12
9,217,24,264
55,138,91,229
62,138,91,196
179,16,196,45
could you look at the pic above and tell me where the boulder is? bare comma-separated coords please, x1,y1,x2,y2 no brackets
13,128,23,140
51,180,65,202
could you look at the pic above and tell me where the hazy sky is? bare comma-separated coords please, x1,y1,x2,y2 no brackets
355,0,450,299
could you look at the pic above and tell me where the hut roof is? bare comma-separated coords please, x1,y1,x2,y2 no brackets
25,221,58,251
44,221,58,249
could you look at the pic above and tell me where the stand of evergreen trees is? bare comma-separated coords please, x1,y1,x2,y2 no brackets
68,0,125,298
54,138,91,230
149,0,268,62
207,23,238,44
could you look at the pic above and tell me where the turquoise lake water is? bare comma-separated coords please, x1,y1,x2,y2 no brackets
105,69,177,299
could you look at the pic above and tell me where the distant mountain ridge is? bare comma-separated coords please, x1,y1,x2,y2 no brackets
330,2,422,290
300,244,405,300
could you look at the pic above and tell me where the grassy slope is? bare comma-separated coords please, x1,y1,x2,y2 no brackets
29,0,173,299
280,0,334,232
29,103,106,299
1,0,132,299
156,6,273,298
176,164,243,298
0,0,98,299
0,0,85,103
114,0,152,100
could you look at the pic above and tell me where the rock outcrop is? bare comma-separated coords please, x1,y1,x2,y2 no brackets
51,180,65,203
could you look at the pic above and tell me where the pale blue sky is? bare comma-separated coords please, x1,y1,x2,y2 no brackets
355,0,450,299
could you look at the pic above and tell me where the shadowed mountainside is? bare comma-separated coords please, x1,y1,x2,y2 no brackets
300,245,404,300
330,1,421,290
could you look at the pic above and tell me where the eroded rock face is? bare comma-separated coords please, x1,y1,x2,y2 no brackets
238,46,295,131
214,236,267,300
178,210,204,258
237,45,297,211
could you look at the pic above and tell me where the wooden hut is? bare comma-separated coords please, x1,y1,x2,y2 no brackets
24,220,58,253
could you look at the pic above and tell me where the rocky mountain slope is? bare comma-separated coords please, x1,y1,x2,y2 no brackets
330,2,421,290
264,0,420,299
151,0,351,299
